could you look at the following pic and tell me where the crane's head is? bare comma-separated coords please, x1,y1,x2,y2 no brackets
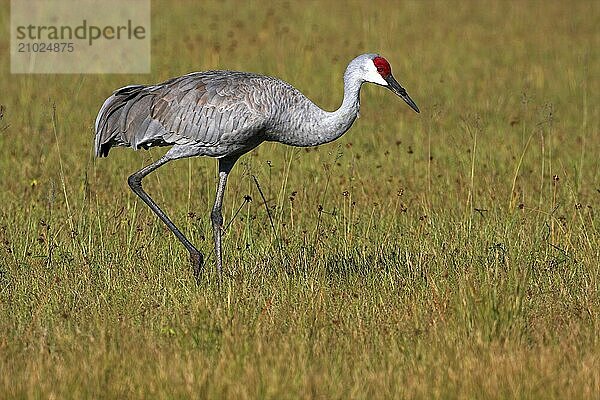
351,54,420,113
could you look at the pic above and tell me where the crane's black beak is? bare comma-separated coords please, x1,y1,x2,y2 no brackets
385,74,420,113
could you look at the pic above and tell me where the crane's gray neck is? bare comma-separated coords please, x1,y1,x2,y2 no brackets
271,68,363,148
310,70,362,146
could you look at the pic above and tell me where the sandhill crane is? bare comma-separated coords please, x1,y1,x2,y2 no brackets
94,53,419,278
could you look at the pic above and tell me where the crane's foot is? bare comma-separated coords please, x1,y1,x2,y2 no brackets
189,250,204,284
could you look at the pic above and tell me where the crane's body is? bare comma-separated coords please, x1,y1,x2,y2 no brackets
94,54,419,279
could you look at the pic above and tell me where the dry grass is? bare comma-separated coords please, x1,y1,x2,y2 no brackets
0,0,598,398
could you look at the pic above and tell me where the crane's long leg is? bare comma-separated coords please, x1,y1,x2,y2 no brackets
128,155,204,280
211,157,238,273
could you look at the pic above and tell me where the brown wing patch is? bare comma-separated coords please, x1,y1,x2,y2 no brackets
195,82,208,106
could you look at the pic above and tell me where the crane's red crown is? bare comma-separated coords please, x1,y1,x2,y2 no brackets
373,56,391,78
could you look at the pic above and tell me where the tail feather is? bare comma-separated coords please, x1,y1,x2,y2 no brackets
94,85,146,157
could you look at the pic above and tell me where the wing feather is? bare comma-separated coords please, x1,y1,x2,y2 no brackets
95,71,282,157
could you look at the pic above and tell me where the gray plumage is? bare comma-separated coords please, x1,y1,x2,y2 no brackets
94,53,419,279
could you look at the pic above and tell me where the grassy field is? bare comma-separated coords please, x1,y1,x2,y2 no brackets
1,0,599,398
